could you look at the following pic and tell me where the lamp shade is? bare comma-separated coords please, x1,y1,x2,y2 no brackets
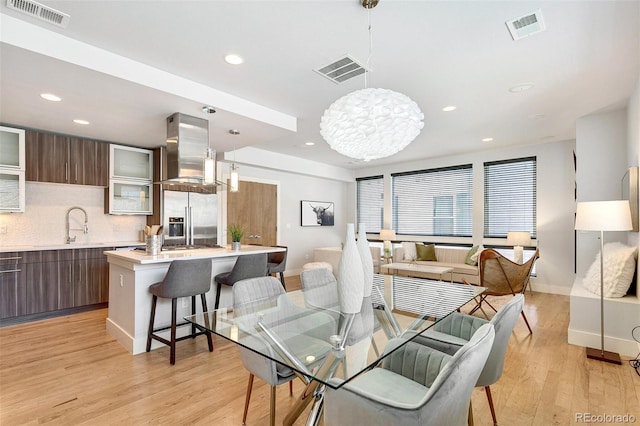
507,231,531,246
379,229,396,241
575,200,632,231
320,88,424,161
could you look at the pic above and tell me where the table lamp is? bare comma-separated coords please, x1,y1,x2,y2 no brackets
507,231,531,264
575,200,632,364
379,229,396,256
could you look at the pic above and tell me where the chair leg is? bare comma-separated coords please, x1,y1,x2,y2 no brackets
191,295,196,337
146,295,157,352
468,401,474,426
200,293,214,352
485,386,498,426
289,380,293,396
279,272,286,289
170,298,177,365
214,282,222,310
521,311,533,334
242,374,254,426
270,385,276,426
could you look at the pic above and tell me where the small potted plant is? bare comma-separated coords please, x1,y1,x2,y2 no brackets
228,223,244,250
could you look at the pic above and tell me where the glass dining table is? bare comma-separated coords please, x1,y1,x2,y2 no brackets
185,273,485,426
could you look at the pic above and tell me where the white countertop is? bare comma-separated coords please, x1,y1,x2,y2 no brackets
104,244,284,265
0,241,145,253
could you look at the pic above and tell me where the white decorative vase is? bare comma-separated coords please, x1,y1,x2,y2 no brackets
337,223,365,314
357,223,374,297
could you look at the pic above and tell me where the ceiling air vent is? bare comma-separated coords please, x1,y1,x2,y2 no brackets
506,9,545,41
314,55,368,84
6,0,70,28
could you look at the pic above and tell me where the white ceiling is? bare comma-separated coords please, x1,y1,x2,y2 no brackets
1,0,639,169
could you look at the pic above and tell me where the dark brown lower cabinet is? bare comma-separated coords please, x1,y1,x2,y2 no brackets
0,252,26,319
23,251,59,315
0,248,112,320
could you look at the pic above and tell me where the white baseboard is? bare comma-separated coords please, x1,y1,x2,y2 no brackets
568,328,639,357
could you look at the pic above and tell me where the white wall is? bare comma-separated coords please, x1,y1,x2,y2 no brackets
576,108,629,276
219,162,352,274
628,74,640,278
356,140,577,295
0,182,145,246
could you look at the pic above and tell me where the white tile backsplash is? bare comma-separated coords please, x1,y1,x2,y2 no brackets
0,182,146,246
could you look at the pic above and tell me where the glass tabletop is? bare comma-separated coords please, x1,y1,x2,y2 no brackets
185,274,485,390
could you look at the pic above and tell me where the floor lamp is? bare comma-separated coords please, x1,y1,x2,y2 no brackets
575,200,632,364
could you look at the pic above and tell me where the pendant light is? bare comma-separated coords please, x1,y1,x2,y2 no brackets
229,129,240,192
203,147,216,185
202,105,217,185
319,0,424,161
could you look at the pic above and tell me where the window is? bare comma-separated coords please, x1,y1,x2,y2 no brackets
484,157,537,239
392,165,473,237
356,176,384,233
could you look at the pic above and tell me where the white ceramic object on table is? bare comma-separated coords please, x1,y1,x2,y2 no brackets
357,223,374,297
337,223,365,314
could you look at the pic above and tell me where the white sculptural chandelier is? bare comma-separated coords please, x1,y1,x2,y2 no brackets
320,0,424,162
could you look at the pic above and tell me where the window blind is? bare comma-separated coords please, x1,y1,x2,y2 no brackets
356,176,384,233
484,157,537,239
391,165,473,237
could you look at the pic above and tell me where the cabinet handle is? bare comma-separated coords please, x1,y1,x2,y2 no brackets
0,256,22,261
65,162,69,182
75,163,78,183
0,269,21,274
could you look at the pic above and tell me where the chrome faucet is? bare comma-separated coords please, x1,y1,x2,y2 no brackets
65,206,89,244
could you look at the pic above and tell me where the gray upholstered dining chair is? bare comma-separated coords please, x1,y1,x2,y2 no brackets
299,267,339,311
324,323,495,426
410,293,525,426
146,258,213,365
214,253,268,309
233,276,336,426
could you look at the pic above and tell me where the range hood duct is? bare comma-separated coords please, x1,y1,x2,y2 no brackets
165,112,209,184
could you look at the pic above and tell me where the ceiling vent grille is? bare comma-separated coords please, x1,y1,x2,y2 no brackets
506,9,545,41
6,0,70,28
314,55,368,84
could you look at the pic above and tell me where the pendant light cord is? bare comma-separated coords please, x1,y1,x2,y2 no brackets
365,8,372,89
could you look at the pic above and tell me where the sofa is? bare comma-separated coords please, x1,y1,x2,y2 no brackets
392,244,480,285
313,246,381,273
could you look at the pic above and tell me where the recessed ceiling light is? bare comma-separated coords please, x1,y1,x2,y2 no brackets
202,105,216,114
482,137,494,142
509,83,534,93
305,141,315,146
40,93,62,102
224,54,244,65
73,119,90,125
229,129,240,135
442,106,457,112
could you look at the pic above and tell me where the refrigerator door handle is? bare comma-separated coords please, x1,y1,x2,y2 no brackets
189,206,194,246
184,206,190,246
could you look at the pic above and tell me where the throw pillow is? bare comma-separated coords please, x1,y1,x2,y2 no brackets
465,245,480,266
402,241,417,261
416,243,437,261
470,245,484,264
582,242,637,298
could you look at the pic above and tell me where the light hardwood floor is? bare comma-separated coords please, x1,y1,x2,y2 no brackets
1,278,639,425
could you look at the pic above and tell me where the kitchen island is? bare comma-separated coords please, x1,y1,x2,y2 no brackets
104,245,285,355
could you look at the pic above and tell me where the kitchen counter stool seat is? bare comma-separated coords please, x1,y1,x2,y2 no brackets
146,258,214,365
214,253,268,310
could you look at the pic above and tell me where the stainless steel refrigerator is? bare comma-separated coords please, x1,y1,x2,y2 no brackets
162,190,218,248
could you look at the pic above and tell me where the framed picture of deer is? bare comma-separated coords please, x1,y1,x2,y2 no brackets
301,200,334,226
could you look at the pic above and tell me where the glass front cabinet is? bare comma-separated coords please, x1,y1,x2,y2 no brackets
0,126,25,212
105,144,153,215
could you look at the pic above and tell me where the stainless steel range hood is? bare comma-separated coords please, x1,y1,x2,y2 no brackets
164,112,209,184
